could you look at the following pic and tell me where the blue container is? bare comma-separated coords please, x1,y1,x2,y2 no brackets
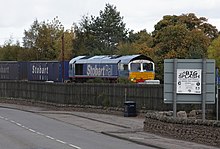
58,61,69,82
28,61,69,82
18,62,29,80
0,61,19,80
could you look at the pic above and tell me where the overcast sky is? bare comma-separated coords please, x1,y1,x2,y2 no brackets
0,0,220,45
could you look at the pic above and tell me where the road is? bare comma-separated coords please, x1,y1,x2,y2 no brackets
0,107,153,149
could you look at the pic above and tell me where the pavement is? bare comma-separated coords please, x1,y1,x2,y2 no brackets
0,103,219,149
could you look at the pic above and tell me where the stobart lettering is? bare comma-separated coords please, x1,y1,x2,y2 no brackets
87,64,112,76
32,65,49,74
0,66,9,74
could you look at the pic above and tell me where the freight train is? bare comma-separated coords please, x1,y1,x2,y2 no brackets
0,55,155,83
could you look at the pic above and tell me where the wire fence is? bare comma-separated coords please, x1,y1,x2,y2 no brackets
0,80,216,112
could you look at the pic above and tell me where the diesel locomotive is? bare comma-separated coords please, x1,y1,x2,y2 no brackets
69,54,155,83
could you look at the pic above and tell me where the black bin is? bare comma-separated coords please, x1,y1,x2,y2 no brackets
124,101,136,117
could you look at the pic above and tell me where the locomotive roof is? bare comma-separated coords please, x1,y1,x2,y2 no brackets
69,55,153,64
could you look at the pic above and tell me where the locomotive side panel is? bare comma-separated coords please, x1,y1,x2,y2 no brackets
74,63,119,79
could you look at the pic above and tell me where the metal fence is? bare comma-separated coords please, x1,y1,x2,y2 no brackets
0,80,216,112
0,80,171,110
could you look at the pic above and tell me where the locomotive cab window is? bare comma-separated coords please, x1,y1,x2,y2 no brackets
143,63,153,71
130,63,141,72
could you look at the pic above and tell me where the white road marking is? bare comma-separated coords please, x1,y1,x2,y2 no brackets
36,131,44,136
46,135,55,140
69,143,82,149
10,120,15,123
56,139,67,144
0,115,82,149
28,129,36,133
129,136,145,140
15,122,22,126
21,125,29,129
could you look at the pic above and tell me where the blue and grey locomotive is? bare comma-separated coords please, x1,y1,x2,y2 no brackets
69,55,155,83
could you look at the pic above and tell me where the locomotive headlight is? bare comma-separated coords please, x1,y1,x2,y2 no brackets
131,78,136,82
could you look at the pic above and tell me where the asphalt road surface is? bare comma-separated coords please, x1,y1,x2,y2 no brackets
0,107,154,149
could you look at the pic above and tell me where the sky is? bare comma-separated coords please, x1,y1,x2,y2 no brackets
0,0,220,46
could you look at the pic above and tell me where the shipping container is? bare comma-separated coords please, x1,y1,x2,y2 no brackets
28,61,69,82
0,61,28,80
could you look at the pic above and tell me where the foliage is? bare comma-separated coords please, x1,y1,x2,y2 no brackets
153,13,218,40
23,17,74,60
116,42,139,55
208,35,220,67
116,30,155,60
152,13,215,81
0,39,28,61
117,77,132,84
185,29,210,58
72,16,97,56
73,4,128,56
86,78,104,83
0,43,21,61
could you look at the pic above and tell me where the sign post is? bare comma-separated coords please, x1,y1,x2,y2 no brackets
164,59,215,120
202,59,206,120
173,59,177,118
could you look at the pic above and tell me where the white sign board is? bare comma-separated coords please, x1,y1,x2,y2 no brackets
177,69,202,94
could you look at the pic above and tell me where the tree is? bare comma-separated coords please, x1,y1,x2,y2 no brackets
153,13,218,40
23,17,68,60
73,4,128,56
208,35,220,67
0,40,22,61
72,16,98,56
186,29,210,58
93,4,128,54
154,24,189,59
23,19,40,49
57,29,75,60
116,30,155,59
152,13,216,81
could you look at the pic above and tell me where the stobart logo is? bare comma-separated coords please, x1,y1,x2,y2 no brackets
0,66,9,74
32,65,49,74
87,64,112,76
